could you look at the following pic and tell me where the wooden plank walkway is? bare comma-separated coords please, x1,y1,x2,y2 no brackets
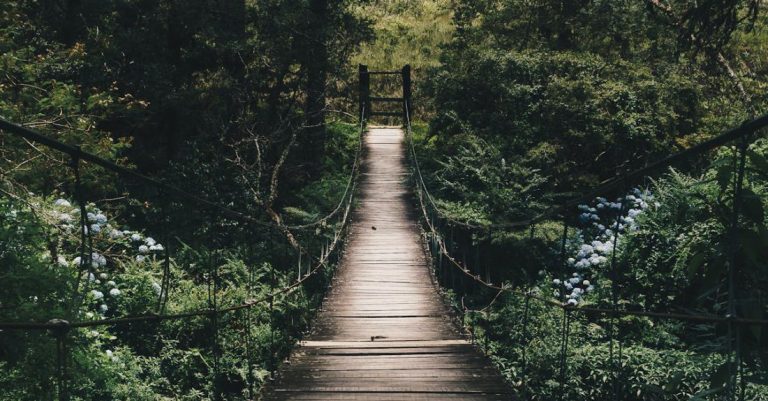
262,127,514,400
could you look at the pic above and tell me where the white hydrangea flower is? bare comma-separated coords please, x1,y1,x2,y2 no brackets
136,255,146,263
575,259,590,269
90,224,101,234
138,245,149,254
57,256,68,267
58,213,73,223
150,244,164,252
552,279,561,285
54,199,71,207
85,312,94,318
131,233,142,242
105,350,113,357
95,213,107,224
109,229,123,239
152,282,162,295
91,253,107,268
145,237,156,246
107,280,116,287
91,290,104,300
87,212,96,222
99,304,108,313
109,288,121,297
99,273,108,279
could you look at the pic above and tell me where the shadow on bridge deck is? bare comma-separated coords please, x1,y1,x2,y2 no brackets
261,127,514,401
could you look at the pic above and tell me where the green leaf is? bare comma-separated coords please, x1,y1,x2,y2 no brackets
690,387,723,401
709,361,730,391
740,228,768,273
662,371,685,393
745,372,768,385
747,149,768,174
686,250,707,280
740,189,764,223
715,163,733,192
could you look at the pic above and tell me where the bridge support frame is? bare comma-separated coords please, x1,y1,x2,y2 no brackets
358,63,411,122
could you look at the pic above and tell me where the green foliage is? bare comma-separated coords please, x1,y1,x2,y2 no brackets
0,187,339,399
349,0,453,117
418,4,768,398
425,0,768,214
621,139,768,366
351,0,453,70
428,47,715,193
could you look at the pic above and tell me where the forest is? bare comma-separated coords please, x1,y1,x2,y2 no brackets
1,0,767,400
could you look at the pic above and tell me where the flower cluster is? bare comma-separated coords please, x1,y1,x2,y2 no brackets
48,197,165,319
86,272,122,316
123,232,164,263
50,198,165,266
553,188,654,306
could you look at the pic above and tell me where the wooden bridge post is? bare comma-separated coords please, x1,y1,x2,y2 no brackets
358,64,370,120
402,64,412,119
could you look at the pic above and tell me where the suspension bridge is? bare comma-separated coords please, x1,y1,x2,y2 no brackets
1,64,767,401
261,126,513,400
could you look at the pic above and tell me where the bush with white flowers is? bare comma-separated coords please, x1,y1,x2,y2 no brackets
31,196,178,333
552,188,654,306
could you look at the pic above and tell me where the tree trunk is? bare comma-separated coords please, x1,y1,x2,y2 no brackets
301,0,329,179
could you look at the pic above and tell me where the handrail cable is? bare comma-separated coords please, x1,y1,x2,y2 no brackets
405,105,768,327
409,113,768,230
286,115,365,230
0,108,365,332
0,118,275,227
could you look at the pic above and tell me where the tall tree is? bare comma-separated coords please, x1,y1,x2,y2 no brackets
302,0,330,177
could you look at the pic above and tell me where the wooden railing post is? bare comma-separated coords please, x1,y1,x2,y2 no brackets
359,64,370,120
402,64,411,119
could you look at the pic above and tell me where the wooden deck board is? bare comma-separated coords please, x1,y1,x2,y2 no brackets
261,127,514,400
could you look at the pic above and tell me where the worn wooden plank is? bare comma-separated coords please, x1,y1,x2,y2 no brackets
261,127,514,400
